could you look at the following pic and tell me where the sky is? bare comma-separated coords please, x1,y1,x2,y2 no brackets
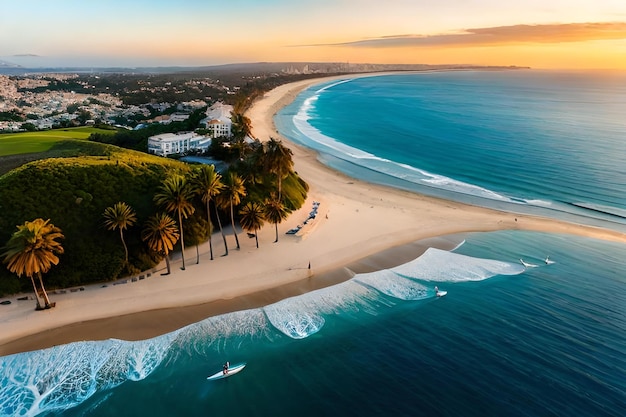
1,0,625,69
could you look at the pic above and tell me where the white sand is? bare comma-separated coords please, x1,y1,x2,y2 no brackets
2,73,625,353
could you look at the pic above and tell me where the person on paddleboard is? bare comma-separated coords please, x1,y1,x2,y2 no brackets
223,361,229,375
435,286,439,295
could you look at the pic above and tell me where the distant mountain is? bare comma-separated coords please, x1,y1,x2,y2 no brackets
0,59,26,75
0,59,22,67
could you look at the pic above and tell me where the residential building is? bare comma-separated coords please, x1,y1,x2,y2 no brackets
169,112,190,123
201,102,233,138
147,132,211,157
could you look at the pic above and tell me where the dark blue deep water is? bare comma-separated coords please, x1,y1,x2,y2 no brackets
2,71,625,416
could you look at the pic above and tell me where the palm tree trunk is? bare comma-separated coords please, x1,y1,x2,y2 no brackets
37,272,52,308
274,223,279,243
254,229,259,248
30,275,43,310
214,202,228,256
119,228,129,262
230,199,240,249
163,253,171,275
178,210,186,270
206,201,214,260
195,244,199,264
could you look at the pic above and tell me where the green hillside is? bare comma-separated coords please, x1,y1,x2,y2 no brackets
0,143,192,295
0,127,118,156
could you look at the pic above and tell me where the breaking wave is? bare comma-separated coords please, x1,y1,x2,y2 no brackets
0,246,524,416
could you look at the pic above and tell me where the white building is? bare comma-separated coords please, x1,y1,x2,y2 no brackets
169,112,190,123
147,132,211,157
201,102,233,138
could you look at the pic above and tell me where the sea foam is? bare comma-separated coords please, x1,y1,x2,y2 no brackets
391,247,525,282
0,245,523,416
293,83,518,204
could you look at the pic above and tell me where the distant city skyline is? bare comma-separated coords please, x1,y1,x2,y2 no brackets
2,0,625,69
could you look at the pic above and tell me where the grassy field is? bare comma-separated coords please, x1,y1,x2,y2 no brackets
0,127,117,156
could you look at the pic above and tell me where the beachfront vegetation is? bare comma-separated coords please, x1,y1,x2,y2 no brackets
0,134,307,297
1,219,64,309
103,202,137,264
218,172,247,251
264,197,289,243
239,202,265,248
265,137,294,199
191,164,225,260
141,213,180,276
154,175,196,271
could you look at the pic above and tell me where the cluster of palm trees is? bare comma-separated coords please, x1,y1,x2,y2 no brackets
128,138,295,272
1,137,297,310
110,138,295,271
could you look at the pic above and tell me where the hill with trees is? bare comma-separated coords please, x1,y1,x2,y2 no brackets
0,138,307,297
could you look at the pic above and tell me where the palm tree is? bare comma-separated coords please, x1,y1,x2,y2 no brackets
192,165,226,259
141,212,180,275
217,172,246,250
237,145,265,186
2,218,64,310
264,197,289,243
231,112,253,140
230,112,253,160
239,201,265,248
102,201,137,263
184,217,208,265
265,137,294,199
154,174,195,270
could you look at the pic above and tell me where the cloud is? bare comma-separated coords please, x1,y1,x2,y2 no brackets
321,22,626,48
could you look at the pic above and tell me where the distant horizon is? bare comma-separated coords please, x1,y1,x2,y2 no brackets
0,58,533,70
3,59,625,75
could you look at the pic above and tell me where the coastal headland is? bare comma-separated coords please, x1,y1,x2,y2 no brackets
1,73,625,356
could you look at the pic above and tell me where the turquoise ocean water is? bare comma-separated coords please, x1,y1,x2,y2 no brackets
2,71,625,416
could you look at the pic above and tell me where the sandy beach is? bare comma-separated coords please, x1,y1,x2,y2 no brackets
1,73,625,357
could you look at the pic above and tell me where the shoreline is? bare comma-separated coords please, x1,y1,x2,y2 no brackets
0,234,461,356
2,72,625,357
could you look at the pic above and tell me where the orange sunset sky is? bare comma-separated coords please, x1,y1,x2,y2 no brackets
1,0,625,69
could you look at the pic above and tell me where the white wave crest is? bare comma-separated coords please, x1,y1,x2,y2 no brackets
0,334,178,417
315,78,354,94
174,309,271,356
391,248,525,282
264,280,372,339
0,307,278,417
354,270,429,300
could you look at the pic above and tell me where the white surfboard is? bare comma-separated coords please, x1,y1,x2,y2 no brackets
207,363,246,380
436,290,447,297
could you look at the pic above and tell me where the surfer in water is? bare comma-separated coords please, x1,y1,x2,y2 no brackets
435,286,439,296
223,361,229,375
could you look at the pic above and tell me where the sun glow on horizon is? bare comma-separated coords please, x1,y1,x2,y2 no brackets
1,1,625,70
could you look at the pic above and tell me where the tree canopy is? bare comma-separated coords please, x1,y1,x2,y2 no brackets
0,131,308,296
